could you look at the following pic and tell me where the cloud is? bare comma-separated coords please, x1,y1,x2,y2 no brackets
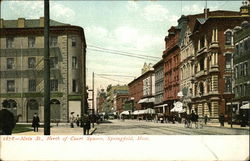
127,1,139,12
50,3,75,21
183,4,203,15
142,4,169,22
7,1,75,23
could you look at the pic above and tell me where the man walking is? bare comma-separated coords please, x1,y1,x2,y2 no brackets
32,113,40,132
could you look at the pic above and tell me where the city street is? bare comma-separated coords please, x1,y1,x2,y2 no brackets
93,119,250,135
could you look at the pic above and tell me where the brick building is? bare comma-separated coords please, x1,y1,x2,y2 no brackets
190,8,249,120
0,17,86,122
163,26,181,116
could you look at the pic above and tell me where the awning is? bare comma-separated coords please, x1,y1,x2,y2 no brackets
138,97,155,104
155,104,168,108
240,103,250,110
170,101,184,113
120,111,131,115
138,98,147,104
132,109,155,115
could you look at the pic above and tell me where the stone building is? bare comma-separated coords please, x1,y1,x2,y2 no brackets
190,8,249,120
153,59,165,114
0,17,86,122
233,20,250,114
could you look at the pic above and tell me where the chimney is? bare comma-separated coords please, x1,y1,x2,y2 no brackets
0,18,3,28
17,18,25,28
39,17,44,27
204,8,209,19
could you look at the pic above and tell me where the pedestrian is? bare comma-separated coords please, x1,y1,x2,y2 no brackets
76,114,80,127
219,113,224,126
69,112,75,128
204,114,208,125
83,115,91,135
32,113,40,132
0,108,16,135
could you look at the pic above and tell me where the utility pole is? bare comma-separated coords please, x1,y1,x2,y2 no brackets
44,0,50,135
92,72,95,113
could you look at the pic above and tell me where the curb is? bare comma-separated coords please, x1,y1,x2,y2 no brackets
90,128,97,135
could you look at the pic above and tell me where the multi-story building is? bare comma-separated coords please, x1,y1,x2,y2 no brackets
0,17,86,122
153,59,165,114
190,8,249,120
233,20,250,114
114,91,129,114
96,89,106,113
163,26,181,116
128,63,155,111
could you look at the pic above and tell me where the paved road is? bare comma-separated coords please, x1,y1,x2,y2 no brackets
93,119,249,135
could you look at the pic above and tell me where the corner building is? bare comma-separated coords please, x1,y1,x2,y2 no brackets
0,18,86,122
190,9,249,120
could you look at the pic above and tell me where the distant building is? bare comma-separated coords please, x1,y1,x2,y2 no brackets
0,17,86,122
153,59,164,114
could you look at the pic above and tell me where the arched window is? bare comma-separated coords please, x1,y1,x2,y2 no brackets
225,31,232,45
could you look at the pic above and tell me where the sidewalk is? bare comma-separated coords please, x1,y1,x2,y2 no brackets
13,124,97,135
205,122,250,130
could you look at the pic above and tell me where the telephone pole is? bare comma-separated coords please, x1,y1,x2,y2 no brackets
92,72,95,113
44,0,51,135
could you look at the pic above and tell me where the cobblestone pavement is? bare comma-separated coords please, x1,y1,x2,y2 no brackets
93,119,250,135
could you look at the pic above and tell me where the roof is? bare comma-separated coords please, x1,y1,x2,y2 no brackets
1,18,70,28
197,18,207,24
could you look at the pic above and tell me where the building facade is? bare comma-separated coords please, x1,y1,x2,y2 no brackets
0,17,86,122
163,26,181,116
153,59,165,113
190,10,249,120
233,20,250,114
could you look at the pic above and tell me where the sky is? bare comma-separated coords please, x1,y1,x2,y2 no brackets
0,0,242,106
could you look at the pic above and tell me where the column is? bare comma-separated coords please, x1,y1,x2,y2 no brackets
211,101,219,118
205,35,207,48
215,28,218,42
204,57,207,70
198,40,200,50
212,29,215,42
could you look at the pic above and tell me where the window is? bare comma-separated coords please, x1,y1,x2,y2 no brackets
225,31,232,45
244,38,249,51
200,36,205,49
235,66,238,79
240,64,244,76
244,62,248,76
28,37,35,48
72,36,76,47
28,57,36,68
72,56,77,69
7,58,14,69
199,58,204,71
51,79,58,91
28,80,36,92
72,79,77,92
50,57,58,68
7,80,15,92
225,54,232,69
224,77,232,93
6,37,14,48
50,36,58,47
235,44,239,56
